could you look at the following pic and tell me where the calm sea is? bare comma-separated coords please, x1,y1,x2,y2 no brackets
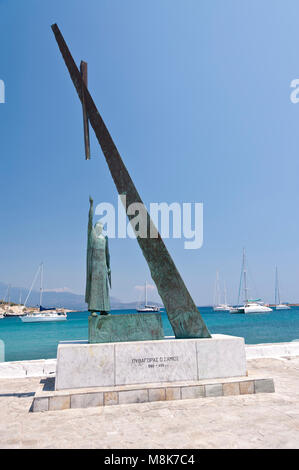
1,307,299,362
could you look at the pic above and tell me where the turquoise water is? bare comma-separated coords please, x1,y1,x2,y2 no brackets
1,307,299,362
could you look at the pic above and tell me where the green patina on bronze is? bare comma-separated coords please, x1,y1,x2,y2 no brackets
85,197,111,314
51,24,211,339
88,313,164,343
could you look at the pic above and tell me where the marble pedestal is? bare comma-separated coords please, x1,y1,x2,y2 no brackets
55,334,247,390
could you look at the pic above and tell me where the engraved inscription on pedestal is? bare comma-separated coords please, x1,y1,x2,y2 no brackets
115,340,198,385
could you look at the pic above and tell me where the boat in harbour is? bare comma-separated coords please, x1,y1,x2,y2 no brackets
230,248,272,314
274,266,290,310
233,300,273,314
213,271,231,311
20,311,67,322
136,281,161,312
20,262,67,322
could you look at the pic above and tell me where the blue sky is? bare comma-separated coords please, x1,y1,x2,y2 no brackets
1,0,299,305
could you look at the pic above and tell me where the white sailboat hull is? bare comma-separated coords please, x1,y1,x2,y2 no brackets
136,306,160,312
244,304,272,314
213,305,231,312
275,304,290,310
230,303,272,314
20,314,67,322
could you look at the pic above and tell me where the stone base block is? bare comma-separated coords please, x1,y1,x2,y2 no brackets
55,334,247,390
32,375,275,412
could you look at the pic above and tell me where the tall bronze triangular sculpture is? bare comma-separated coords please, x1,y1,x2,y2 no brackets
51,24,211,339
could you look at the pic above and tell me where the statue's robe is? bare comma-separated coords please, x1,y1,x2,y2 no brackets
85,230,110,312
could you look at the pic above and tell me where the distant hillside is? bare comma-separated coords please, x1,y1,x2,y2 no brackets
0,282,162,311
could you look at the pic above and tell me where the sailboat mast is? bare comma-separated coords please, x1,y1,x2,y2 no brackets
2,285,9,305
213,273,216,306
39,262,44,308
243,248,249,302
275,266,280,306
145,281,148,306
216,271,220,305
24,264,41,307
224,281,227,305
237,251,244,306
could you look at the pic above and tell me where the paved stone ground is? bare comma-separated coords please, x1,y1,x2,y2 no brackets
0,357,298,449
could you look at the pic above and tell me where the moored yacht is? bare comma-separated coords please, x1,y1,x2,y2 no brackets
21,311,67,322
235,300,272,314
275,304,290,310
213,304,231,312
136,281,161,312
230,248,272,314
20,262,67,322
213,272,231,311
136,305,160,312
274,266,290,310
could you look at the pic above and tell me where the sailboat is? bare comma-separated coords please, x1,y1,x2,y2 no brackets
136,281,160,312
230,249,272,314
274,266,290,310
213,272,231,311
20,263,67,322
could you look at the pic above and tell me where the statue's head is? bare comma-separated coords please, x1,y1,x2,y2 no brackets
94,221,103,236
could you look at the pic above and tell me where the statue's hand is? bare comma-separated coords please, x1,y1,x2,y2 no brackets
89,195,93,205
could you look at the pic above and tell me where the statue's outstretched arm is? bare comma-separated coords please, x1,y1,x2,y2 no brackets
85,196,94,304
105,236,111,288
88,196,94,236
